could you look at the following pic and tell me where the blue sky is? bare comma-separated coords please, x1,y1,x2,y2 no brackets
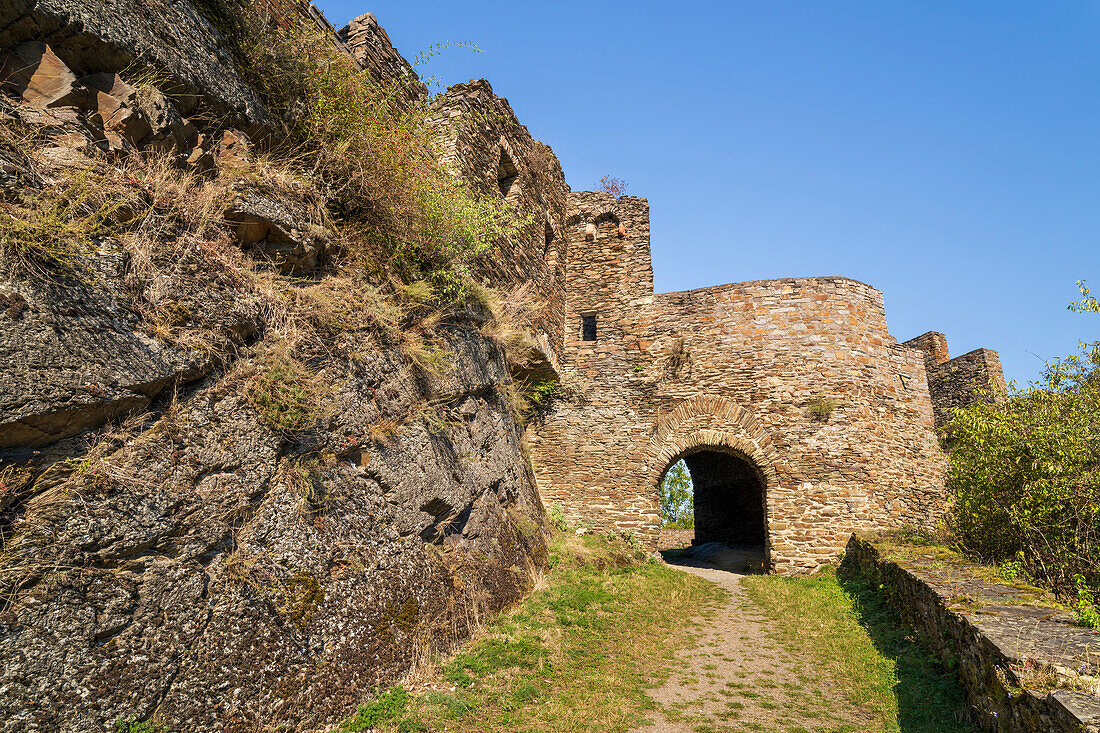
318,0,1100,386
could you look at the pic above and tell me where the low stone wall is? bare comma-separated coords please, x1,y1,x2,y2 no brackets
657,528,695,550
846,535,1100,733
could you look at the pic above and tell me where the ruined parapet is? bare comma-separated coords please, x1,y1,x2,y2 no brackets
903,332,1006,428
903,331,950,373
430,79,570,356
338,13,427,102
930,348,1007,427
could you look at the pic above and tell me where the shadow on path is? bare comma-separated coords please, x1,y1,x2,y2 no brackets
836,556,979,733
660,542,766,574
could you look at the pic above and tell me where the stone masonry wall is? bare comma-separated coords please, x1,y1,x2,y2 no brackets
846,535,1100,732
528,192,661,542
429,80,570,360
530,191,956,572
338,12,427,102
903,332,1007,428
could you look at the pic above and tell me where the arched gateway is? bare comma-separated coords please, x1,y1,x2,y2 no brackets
648,396,781,567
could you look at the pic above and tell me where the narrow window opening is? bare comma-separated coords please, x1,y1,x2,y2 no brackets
581,314,597,341
497,149,518,197
543,222,555,253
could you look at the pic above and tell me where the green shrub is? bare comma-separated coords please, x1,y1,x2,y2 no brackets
526,379,558,406
1073,575,1100,629
946,342,1100,596
115,717,169,733
238,9,525,296
546,503,568,532
242,343,326,433
805,397,838,421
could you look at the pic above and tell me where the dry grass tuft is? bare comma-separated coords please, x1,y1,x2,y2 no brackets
1,168,128,280
240,340,329,433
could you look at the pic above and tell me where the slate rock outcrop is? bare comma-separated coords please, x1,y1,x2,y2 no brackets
0,320,545,732
0,0,269,126
0,3,555,731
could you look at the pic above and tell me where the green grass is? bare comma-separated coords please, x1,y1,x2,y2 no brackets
741,568,978,733
333,539,978,733
241,342,327,433
115,718,170,733
332,533,725,733
337,688,421,732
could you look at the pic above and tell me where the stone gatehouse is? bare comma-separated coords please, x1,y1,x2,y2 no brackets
527,191,1004,573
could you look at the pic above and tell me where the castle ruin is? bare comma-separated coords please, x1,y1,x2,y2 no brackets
335,12,1007,574
525,191,1005,572
0,3,1019,727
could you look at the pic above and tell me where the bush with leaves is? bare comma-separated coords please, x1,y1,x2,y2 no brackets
237,9,525,297
659,460,694,529
946,339,1100,597
1073,574,1100,628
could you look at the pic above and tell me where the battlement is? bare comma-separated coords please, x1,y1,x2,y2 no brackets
903,332,1006,427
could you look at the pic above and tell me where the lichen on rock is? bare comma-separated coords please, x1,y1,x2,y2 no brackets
0,2,563,731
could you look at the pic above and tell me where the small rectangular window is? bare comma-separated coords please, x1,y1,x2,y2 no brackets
582,314,597,341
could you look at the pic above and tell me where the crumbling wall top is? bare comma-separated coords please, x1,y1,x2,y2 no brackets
339,13,427,101
566,191,649,225
654,274,883,303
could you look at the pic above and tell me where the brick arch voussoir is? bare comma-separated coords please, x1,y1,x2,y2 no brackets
647,395,781,489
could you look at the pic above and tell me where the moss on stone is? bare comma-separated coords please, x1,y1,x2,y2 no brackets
375,597,421,643
282,571,324,630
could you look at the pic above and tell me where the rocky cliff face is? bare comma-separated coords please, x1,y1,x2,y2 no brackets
1,317,545,731
0,2,559,730
0,0,269,126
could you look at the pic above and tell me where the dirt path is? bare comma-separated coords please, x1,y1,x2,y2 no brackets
637,560,873,733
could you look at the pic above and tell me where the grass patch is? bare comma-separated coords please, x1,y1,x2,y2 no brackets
1,167,131,280
333,533,724,732
741,569,978,733
114,717,170,733
805,396,838,421
241,341,327,432
337,688,420,732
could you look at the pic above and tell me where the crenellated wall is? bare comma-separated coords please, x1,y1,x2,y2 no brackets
903,331,1006,428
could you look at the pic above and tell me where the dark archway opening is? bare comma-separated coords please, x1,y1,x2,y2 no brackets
684,450,766,547
497,149,518,197
658,449,768,572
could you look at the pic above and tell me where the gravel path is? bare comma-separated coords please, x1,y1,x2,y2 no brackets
636,559,873,733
